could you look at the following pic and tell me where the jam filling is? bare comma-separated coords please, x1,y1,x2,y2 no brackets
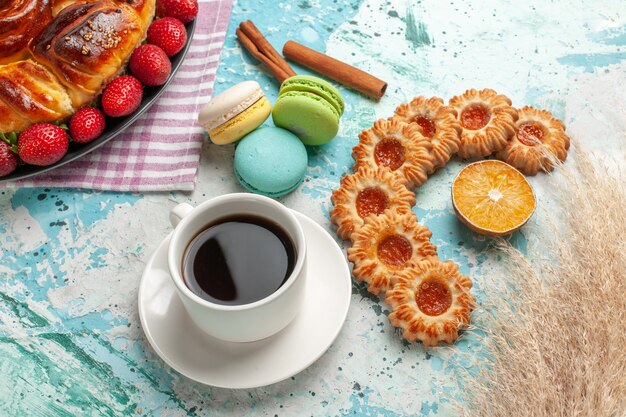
413,115,436,138
374,138,406,171
416,278,452,316
377,235,412,267
517,122,545,146
356,187,389,219
460,103,491,130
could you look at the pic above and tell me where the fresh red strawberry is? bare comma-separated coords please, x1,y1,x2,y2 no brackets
129,44,172,86
101,76,143,117
17,123,69,166
0,133,19,177
156,0,198,23
69,107,106,143
147,17,188,57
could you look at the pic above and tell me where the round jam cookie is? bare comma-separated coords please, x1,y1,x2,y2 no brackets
386,260,475,347
233,127,308,198
272,75,344,146
347,209,438,295
495,106,570,176
198,81,272,145
330,166,416,240
352,119,434,188
449,88,519,159
390,96,461,171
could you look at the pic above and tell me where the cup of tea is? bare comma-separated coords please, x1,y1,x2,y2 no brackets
167,193,307,342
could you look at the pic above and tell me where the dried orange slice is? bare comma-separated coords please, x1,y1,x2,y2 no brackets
452,160,536,236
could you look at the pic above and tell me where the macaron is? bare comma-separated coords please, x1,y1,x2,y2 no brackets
198,81,271,145
271,75,344,146
234,127,308,197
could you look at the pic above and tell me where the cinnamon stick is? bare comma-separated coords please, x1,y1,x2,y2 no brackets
283,40,387,100
236,21,296,83
239,21,295,78
236,28,291,82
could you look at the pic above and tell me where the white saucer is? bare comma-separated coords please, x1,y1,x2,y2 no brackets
138,210,351,389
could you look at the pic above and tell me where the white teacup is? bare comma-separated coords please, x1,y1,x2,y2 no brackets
168,193,307,343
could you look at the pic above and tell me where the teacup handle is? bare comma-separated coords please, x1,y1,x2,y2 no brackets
169,203,194,227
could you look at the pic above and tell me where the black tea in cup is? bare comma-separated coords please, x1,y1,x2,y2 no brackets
182,215,297,306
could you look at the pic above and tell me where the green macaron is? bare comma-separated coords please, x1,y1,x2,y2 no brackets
272,75,345,146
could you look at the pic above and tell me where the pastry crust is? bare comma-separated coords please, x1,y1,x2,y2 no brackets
390,96,461,171
330,167,416,240
386,260,475,346
0,60,73,133
449,88,519,159
495,106,570,175
0,0,53,64
30,2,147,108
347,209,438,295
0,0,155,133
353,119,434,188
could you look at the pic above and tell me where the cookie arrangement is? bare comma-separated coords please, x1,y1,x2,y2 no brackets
331,88,570,346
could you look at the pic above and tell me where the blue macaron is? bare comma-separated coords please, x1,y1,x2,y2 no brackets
234,127,308,197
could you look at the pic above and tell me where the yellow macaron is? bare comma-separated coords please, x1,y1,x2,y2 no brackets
198,81,271,145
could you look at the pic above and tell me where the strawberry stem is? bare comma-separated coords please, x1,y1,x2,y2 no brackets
0,132,18,154
53,120,69,130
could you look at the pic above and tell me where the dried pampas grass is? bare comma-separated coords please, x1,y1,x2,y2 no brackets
456,140,626,417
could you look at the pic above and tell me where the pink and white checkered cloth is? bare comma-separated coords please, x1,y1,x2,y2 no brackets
9,0,232,192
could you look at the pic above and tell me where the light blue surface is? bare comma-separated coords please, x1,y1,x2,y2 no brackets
234,127,307,197
1,0,625,416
